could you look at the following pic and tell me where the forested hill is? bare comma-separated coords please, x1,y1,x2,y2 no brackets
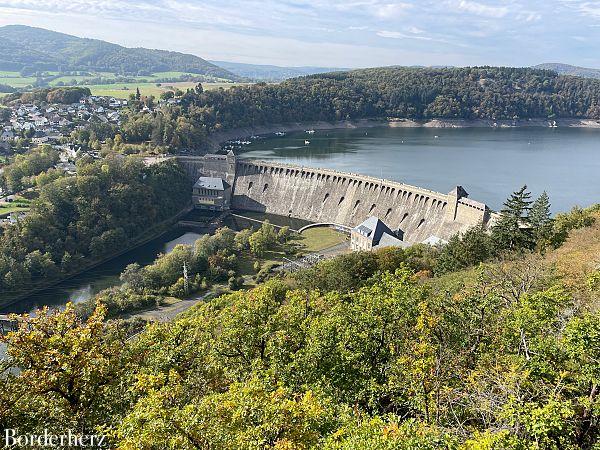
535,63,600,79
112,66,600,151
0,25,241,80
300,66,600,120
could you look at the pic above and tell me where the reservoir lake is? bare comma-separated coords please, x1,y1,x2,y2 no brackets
238,126,600,214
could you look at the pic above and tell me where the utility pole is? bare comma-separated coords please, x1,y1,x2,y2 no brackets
183,261,189,294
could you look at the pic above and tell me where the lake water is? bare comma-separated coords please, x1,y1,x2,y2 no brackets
238,127,600,213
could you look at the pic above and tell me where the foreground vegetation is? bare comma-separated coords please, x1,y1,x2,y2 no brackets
1,186,599,448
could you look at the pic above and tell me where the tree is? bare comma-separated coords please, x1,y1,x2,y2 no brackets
117,378,340,449
135,87,141,101
249,230,269,258
435,226,494,274
529,191,553,248
277,225,290,243
120,263,148,292
160,91,174,101
492,185,534,252
0,303,129,432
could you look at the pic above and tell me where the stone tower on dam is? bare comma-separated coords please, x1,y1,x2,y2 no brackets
178,154,493,245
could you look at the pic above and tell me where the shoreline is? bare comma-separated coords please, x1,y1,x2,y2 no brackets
207,117,600,150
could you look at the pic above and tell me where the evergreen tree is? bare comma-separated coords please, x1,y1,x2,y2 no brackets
492,185,534,252
135,87,141,101
529,191,553,247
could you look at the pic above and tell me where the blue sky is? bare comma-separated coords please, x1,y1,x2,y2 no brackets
0,0,598,68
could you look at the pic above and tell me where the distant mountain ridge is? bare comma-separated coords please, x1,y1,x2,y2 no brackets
534,63,600,79
209,60,349,81
0,25,241,80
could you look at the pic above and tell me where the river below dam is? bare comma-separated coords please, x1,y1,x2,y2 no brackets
237,126,600,213
0,212,307,315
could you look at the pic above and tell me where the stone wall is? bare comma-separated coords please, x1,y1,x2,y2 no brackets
177,153,236,186
177,155,492,244
232,160,491,244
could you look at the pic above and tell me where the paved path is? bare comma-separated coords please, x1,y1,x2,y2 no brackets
123,290,222,323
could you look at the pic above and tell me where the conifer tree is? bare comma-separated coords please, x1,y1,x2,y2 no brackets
492,185,534,251
529,191,553,247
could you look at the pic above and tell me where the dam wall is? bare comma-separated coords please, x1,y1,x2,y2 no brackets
178,156,492,244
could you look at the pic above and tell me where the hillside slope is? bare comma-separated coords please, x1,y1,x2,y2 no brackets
0,25,241,80
535,63,600,79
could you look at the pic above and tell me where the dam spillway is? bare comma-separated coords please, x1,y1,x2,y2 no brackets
177,154,493,244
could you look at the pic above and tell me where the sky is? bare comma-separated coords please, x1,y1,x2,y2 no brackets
0,0,598,68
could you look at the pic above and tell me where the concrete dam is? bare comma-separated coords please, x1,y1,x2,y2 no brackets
177,154,493,244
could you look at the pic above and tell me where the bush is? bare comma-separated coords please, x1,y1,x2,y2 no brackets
551,206,597,247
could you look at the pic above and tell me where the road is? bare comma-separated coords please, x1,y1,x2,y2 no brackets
123,289,222,323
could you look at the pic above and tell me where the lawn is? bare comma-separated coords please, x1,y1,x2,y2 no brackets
235,227,348,278
0,204,30,216
295,227,348,253
0,196,32,217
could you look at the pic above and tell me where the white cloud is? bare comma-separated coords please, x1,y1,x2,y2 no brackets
0,0,599,68
578,2,600,18
517,11,542,22
407,26,425,34
373,2,412,18
456,0,509,18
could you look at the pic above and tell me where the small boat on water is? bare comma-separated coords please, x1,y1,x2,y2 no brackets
304,140,311,145
305,129,315,134
275,131,286,136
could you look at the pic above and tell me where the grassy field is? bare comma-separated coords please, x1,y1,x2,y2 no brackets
0,203,30,216
88,81,248,98
0,77,37,88
235,227,348,279
0,70,249,98
296,227,348,253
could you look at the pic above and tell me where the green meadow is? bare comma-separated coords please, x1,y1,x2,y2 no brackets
0,70,248,98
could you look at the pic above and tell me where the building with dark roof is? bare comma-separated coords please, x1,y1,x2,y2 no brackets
350,216,407,251
193,176,231,211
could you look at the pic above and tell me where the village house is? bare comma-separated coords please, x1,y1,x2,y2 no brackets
32,131,49,145
0,130,14,142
